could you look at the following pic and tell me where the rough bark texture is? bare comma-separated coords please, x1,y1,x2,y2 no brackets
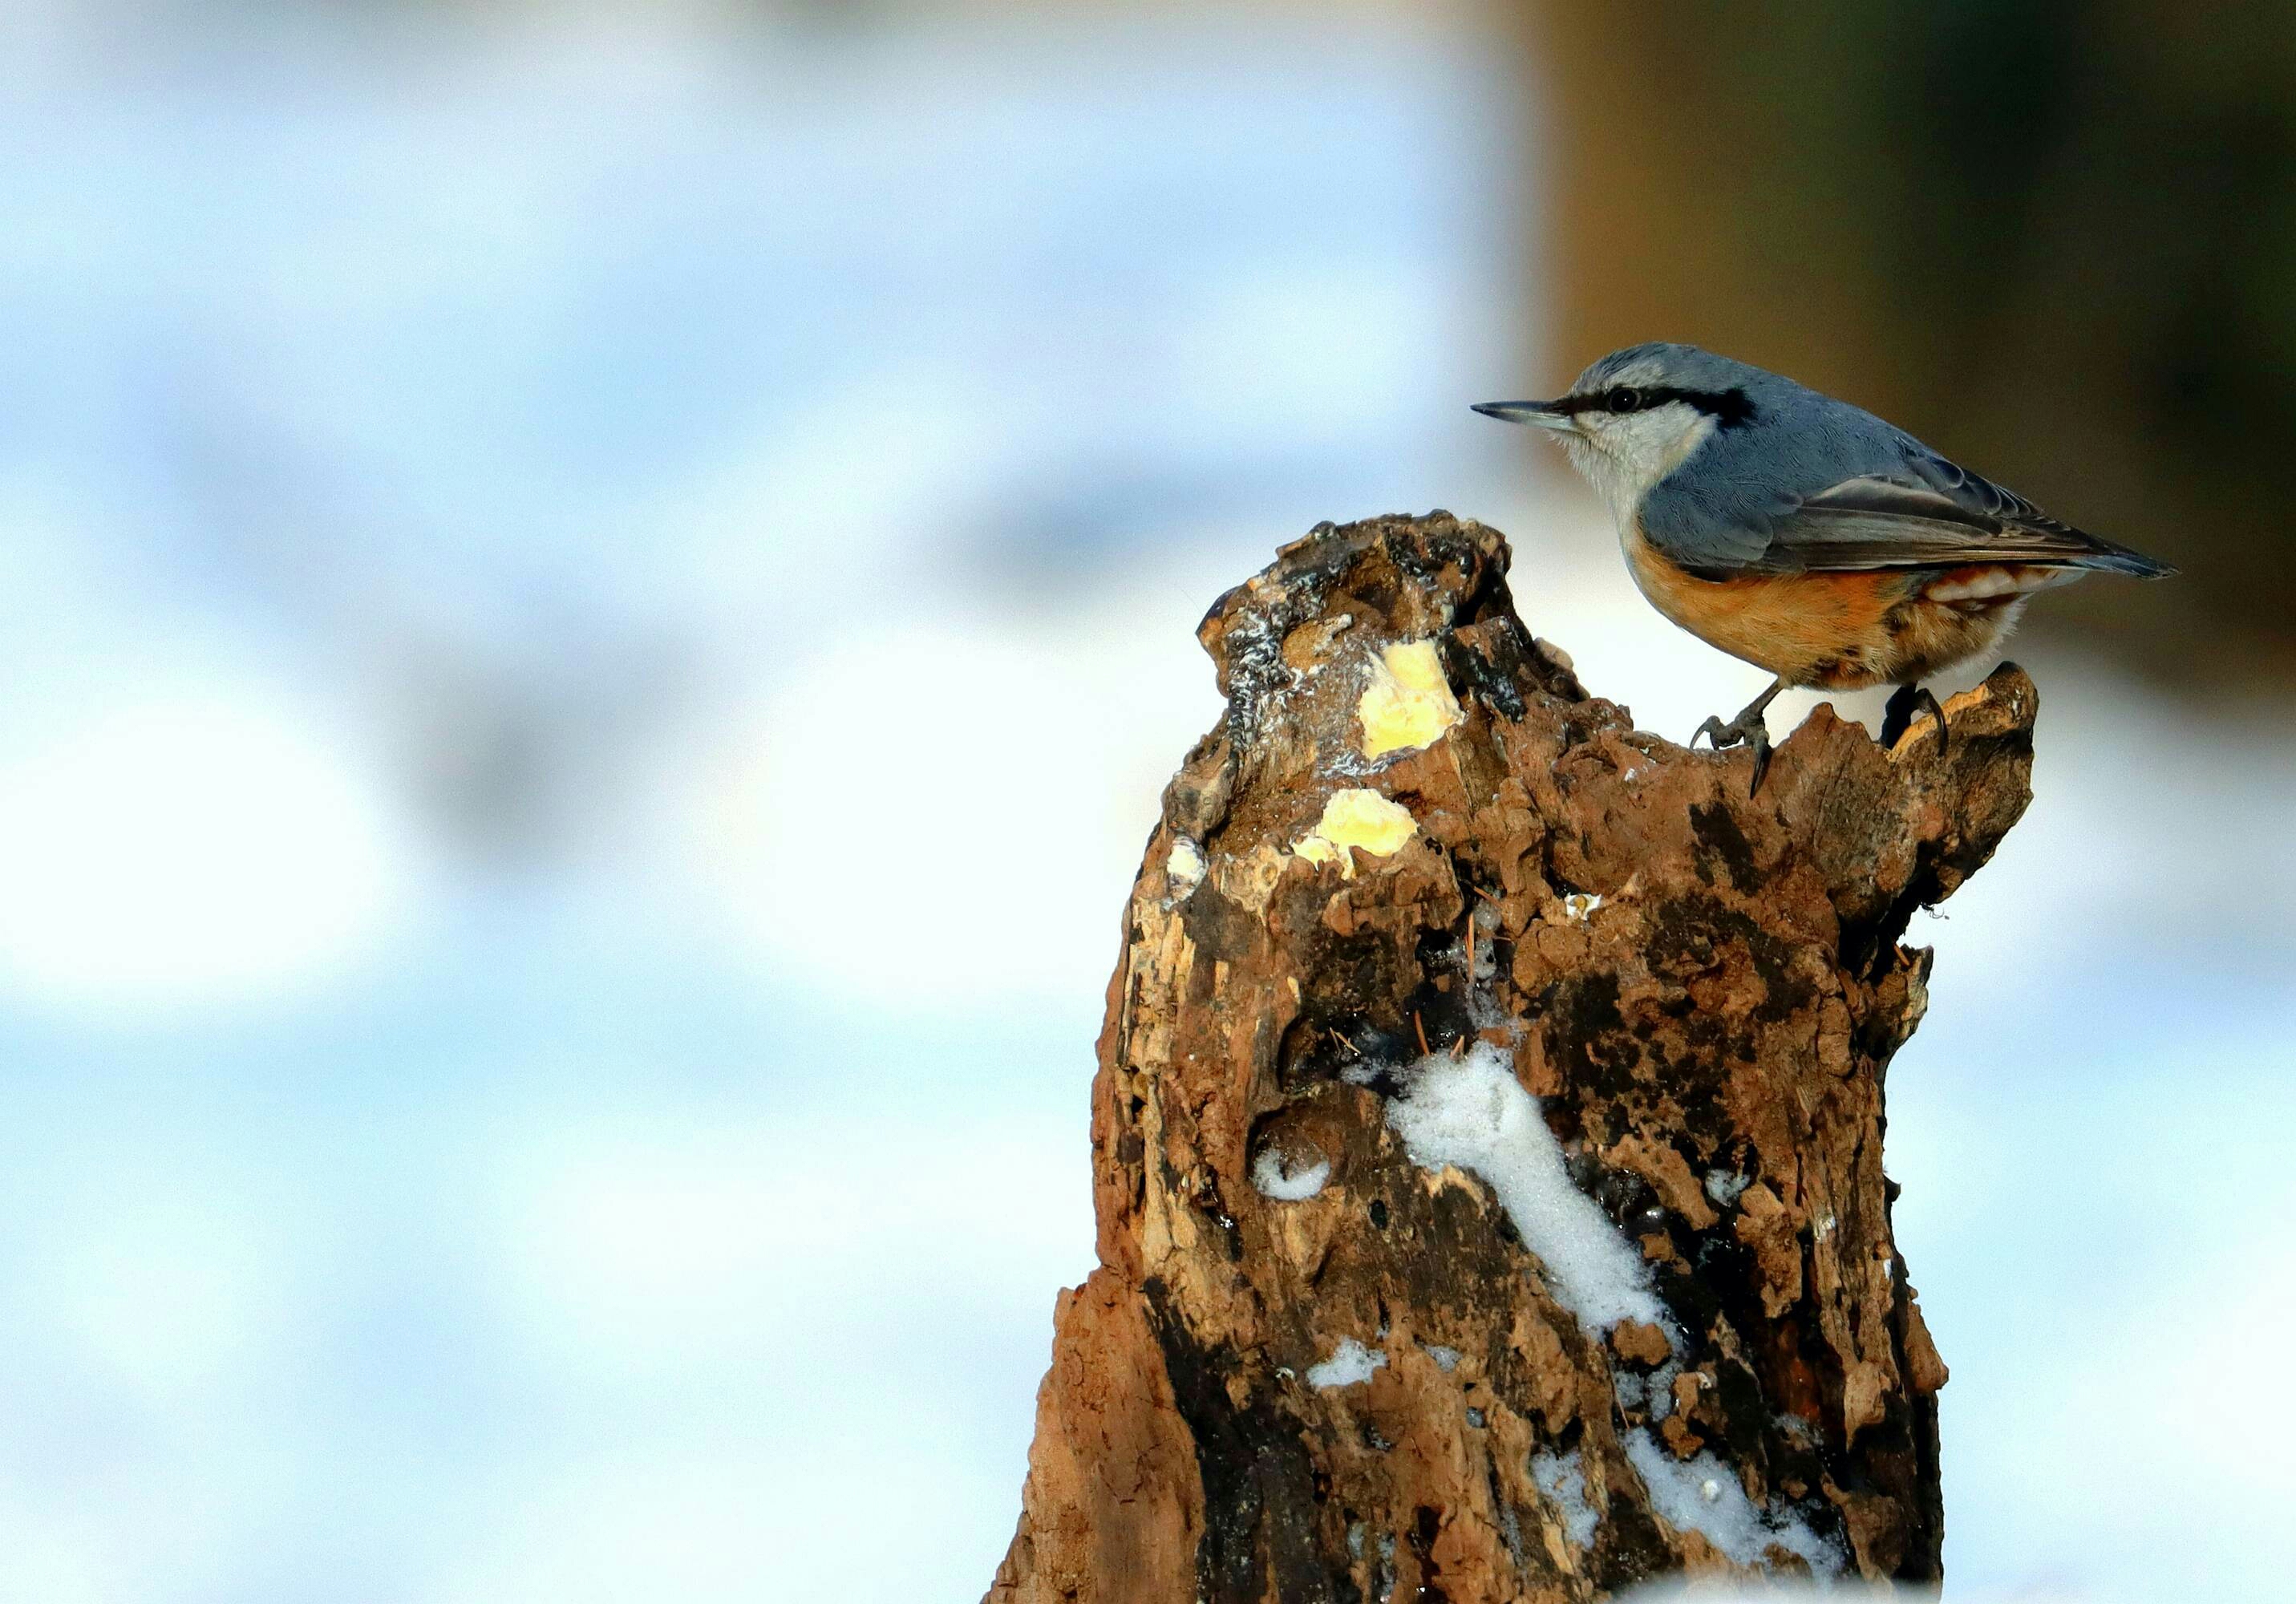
987,513,2035,1602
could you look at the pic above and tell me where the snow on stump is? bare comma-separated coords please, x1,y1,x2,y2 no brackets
985,512,2034,1601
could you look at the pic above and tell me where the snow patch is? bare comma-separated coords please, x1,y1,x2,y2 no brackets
1306,1337,1386,1390
1252,1147,1331,1201
1385,1043,1668,1332
1531,1448,1600,1548
1423,1343,1461,1373
1165,836,1206,894
1464,905,1501,983
1623,1431,1843,1578
1644,1359,1683,1421
1703,1169,1751,1208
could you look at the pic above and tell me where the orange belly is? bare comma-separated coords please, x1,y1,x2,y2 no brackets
1622,524,2067,688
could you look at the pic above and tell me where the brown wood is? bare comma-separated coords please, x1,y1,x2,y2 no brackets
988,513,2034,1600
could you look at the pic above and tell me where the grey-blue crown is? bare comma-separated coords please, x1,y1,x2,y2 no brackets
1570,342,1800,406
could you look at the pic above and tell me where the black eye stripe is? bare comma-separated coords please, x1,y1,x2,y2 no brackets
1553,384,1758,428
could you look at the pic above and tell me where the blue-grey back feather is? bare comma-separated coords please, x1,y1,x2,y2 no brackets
1593,344,2174,579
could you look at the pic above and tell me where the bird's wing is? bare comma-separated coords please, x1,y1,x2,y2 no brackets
1638,405,2177,579
1721,461,2172,578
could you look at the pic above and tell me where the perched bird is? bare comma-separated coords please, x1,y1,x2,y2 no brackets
1476,343,2174,789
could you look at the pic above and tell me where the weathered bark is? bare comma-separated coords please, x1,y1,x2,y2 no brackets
987,513,2034,1602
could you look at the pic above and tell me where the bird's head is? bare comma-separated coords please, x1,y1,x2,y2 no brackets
1475,342,1769,521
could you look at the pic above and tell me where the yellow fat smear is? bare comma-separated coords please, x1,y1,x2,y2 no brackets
1293,788,1418,879
1358,639,1463,759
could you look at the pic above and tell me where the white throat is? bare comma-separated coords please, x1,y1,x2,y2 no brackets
1562,407,1718,535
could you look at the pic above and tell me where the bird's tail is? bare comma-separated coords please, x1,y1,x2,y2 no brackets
2075,541,2178,579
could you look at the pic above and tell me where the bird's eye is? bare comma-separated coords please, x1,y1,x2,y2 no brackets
1606,386,1644,413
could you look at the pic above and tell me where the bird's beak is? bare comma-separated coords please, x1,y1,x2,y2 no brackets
1472,400,1578,435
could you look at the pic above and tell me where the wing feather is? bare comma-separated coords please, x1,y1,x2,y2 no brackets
1636,387,2177,580
1738,472,2172,578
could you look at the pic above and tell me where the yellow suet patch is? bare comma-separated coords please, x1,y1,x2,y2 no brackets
1293,788,1418,878
1357,639,1463,759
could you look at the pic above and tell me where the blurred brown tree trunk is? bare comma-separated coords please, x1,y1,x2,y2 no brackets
986,514,2033,1601
1508,2,2284,682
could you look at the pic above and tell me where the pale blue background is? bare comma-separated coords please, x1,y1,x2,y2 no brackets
0,5,2286,1601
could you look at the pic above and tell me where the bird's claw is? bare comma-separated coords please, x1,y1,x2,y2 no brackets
1691,712,1773,796
1881,683,1949,752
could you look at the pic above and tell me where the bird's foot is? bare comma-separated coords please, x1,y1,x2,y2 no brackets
1692,706,1775,796
1880,683,1948,751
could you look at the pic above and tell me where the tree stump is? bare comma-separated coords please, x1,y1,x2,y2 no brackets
986,513,2035,1601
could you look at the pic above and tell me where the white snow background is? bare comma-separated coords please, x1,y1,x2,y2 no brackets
0,4,2288,1602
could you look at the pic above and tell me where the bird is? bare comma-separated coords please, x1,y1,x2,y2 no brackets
1474,343,2174,791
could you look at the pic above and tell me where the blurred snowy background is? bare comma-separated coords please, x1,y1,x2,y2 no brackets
0,2,2289,1601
